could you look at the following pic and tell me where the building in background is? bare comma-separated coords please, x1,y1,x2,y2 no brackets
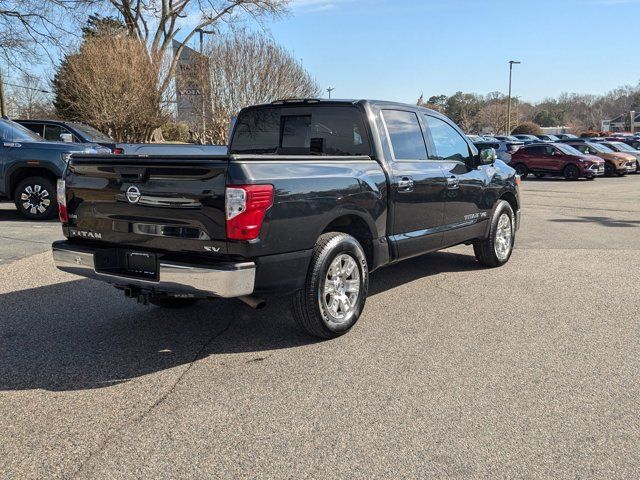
603,112,639,133
173,40,212,133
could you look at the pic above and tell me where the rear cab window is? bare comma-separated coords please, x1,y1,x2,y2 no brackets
230,105,371,156
381,110,428,160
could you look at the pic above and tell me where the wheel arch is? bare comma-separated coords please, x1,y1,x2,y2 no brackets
319,212,379,270
499,190,519,215
6,166,60,200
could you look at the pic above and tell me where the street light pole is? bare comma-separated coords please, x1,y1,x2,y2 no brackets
507,60,521,134
327,87,335,99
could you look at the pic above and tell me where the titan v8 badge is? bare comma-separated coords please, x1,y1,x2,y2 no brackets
464,212,488,221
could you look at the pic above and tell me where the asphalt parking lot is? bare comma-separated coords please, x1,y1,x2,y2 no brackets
1,176,639,479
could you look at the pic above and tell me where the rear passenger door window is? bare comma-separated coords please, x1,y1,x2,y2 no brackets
22,123,44,137
423,115,471,162
381,110,428,160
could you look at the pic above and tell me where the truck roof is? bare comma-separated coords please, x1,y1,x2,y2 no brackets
245,98,446,119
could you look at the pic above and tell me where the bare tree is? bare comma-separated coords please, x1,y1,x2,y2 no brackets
0,0,92,68
477,91,507,133
196,30,321,144
103,0,289,95
54,35,168,141
6,72,52,118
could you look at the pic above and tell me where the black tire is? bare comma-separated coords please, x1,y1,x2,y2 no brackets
473,200,515,268
150,297,199,308
586,176,595,181
14,176,58,220
563,164,580,181
604,162,615,177
290,232,368,339
513,164,528,179
534,173,546,178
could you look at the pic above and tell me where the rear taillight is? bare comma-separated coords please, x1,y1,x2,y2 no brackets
112,148,124,154
57,179,68,223
225,184,274,240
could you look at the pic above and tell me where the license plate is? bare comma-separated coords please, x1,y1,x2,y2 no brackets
126,252,158,280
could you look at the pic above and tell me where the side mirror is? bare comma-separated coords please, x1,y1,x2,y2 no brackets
478,147,497,165
59,133,73,143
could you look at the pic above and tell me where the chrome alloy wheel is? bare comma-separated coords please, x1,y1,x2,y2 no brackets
320,253,361,327
494,213,513,261
20,184,51,215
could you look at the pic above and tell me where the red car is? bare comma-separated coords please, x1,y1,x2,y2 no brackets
510,143,605,180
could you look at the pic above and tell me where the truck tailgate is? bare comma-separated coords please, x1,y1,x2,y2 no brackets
64,156,229,254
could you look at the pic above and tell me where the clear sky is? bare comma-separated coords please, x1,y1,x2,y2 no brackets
266,0,640,103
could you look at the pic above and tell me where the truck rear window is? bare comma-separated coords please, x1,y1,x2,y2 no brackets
230,105,371,156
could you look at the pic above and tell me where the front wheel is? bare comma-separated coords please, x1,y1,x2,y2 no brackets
604,162,615,177
14,176,58,220
563,164,580,181
473,200,515,268
290,232,368,339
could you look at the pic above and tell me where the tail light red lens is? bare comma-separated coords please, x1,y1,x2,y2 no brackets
225,184,274,240
112,148,124,154
57,179,68,223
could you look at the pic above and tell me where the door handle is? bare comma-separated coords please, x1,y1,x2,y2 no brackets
446,176,459,189
397,176,414,192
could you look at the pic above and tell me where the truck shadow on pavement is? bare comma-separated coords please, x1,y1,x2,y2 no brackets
0,251,481,392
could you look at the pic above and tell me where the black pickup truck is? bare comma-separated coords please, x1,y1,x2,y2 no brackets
52,99,521,338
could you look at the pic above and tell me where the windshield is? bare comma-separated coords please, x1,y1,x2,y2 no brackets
231,105,371,156
545,135,559,141
555,144,584,156
69,122,114,143
586,142,614,153
608,142,636,153
0,119,43,142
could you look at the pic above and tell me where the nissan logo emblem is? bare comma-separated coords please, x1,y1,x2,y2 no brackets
126,186,141,204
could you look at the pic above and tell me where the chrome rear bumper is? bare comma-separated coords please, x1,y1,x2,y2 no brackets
52,241,255,298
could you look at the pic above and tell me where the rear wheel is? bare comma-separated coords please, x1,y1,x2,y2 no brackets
473,200,515,268
14,176,58,220
290,232,368,339
513,163,528,179
563,164,580,181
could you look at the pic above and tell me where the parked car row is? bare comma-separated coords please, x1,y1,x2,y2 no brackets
467,132,640,181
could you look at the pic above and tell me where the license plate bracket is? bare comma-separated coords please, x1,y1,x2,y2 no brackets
126,252,158,280
94,248,158,281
